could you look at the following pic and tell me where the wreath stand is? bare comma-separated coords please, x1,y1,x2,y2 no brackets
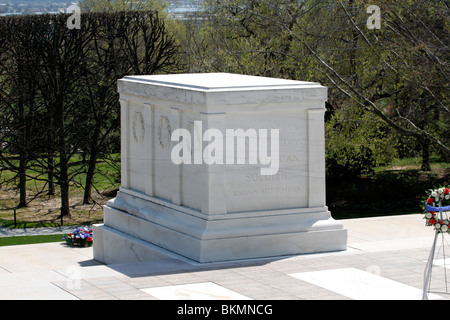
423,207,450,300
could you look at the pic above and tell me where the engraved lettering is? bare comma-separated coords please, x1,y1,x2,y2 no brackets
233,186,300,197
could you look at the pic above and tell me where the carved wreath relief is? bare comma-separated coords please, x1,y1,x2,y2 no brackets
132,111,145,144
158,116,172,150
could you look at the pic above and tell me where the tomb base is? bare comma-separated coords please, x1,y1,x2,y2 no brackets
93,188,347,263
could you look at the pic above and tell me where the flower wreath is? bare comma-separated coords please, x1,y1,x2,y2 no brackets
63,227,93,247
423,185,450,233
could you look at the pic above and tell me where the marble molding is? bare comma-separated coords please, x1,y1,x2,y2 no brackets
93,73,347,263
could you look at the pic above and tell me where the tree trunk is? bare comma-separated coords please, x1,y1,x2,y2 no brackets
17,63,28,208
47,152,55,195
83,126,101,204
348,0,359,86
421,141,431,171
18,149,27,208
47,113,55,195
56,99,70,218
59,160,70,218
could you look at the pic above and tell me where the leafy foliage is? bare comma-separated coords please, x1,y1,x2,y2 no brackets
187,0,449,166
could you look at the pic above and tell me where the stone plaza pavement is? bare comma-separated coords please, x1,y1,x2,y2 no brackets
0,214,449,300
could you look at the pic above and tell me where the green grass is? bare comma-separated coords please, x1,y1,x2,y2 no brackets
327,156,449,220
0,153,121,196
0,153,119,230
0,234,64,246
374,157,450,172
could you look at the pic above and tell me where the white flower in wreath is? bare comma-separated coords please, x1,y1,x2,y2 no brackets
435,196,440,203
431,191,438,198
445,195,450,200
442,225,448,232
426,212,433,219
439,188,445,194
435,223,441,229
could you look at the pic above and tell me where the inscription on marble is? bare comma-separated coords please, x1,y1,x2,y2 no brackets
232,171,302,198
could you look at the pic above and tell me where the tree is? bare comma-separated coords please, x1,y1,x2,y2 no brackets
0,15,43,208
318,1,448,162
78,11,182,204
0,11,183,218
198,0,449,168
26,14,94,218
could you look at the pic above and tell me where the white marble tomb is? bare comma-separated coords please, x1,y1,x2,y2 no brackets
93,73,347,263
